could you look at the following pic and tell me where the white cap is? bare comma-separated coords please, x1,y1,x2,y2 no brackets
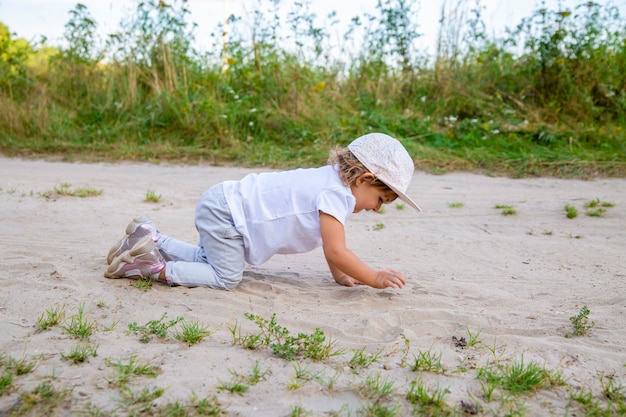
348,133,421,211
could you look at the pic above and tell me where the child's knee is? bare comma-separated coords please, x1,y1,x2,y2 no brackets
219,272,243,290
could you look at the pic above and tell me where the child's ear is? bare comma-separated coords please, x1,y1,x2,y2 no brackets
355,173,376,185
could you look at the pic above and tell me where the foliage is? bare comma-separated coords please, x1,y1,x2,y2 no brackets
237,313,341,361
0,0,624,177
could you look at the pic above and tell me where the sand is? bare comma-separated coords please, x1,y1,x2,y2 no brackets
1,156,625,416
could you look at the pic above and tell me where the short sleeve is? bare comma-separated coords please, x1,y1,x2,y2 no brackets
317,188,355,225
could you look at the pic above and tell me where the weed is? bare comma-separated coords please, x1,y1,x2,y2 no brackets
230,361,269,386
599,374,626,407
356,372,396,401
36,304,66,331
477,356,558,395
105,355,161,386
584,198,615,217
566,305,595,337
43,183,102,198
145,189,162,203
0,371,13,395
406,378,450,415
372,223,385,231
61,343,98,364
128,312,184,343
586,208,607,217
193,393,227,416
218,380,249,394
119,385,165,405
290,404,311,417
465,326,483,347
16,381,70,415
348,347,382,371
449,202,464,208
6,355,38,375
62,303,96,339
494,204,517,216
565,204,578,219
395,203,405,210
174,320,213,345
242,313,342,361
131,278,153,291
408,348,445,373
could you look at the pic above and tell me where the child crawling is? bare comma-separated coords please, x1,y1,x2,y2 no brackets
105,133,421,290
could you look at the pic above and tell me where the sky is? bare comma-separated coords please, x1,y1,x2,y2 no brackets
1,0,625,58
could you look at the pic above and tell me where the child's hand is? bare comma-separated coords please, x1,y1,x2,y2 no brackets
373,269,406,289
334,274,364,287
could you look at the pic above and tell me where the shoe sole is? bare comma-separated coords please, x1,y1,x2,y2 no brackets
104,235,153,279
106,214,153,264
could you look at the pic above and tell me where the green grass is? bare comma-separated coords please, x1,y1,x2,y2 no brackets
62,303,96,339
173,320,214,346
494,204,518,216
127,312,184,343
36,305,66,331
0,1,625,178
61,343,98,364
145,189,162,203
565,204,579,219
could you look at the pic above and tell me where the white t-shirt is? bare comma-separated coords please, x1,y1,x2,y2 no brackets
222,165,355,265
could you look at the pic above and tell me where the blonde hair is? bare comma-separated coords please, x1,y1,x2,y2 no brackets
328,146,391,189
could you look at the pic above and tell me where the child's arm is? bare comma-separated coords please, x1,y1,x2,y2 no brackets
319,212,406,289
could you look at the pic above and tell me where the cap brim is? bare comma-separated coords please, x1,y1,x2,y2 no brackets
385,183,422,212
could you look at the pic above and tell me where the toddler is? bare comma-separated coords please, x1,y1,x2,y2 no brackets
105,133,421,290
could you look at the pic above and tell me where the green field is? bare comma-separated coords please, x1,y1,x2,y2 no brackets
1,0,624,177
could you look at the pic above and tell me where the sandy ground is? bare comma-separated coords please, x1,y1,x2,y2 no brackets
1,156,625,416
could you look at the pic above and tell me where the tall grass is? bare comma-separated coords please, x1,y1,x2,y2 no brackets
0,0,624,177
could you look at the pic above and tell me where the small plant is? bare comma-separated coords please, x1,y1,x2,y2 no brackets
584,198,615,217
464,326,482,347
131,278,153,291
477,356,559,395
348,347,382,372
61,343,98,364
356,372,396,401
128,313,184,343
408,348,445,373
395,202,405,210
218,380,249,394
174,320,213,345
43,183,102,198
564,204,578,219
242,313,342,361
16,381,70,415
6,355,38,376
449,202,464,208
62,303,96,339
105,355,161,386
494,204,517,216
290,405,311,417
36,304,66,331
566,305,595,337
406,378,450,414
119,385,165,405
145,189,162,203
586,207,607,217
372,222,385,231
221,361,268,394
0,371,12,395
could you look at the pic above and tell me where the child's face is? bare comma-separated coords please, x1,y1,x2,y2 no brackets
351,174,398,213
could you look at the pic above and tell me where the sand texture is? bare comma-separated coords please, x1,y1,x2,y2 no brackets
1,156,625,416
